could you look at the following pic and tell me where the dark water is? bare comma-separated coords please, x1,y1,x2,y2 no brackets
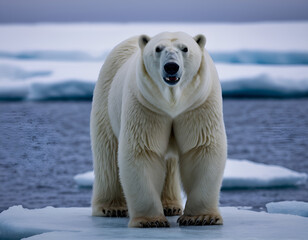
0,99,308,213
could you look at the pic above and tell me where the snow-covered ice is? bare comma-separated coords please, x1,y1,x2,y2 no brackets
266,201,308,217
1,22,308,100
0,205,308,240
74,159,307,188
222,159,307,188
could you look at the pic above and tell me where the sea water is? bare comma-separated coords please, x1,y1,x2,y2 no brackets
1,99,307,212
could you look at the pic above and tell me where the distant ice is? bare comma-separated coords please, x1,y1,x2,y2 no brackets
0,50,107,62
218,64,308,97
0,205,307,240
1,22,308,100
0,60,99,100
74,159,307,189
266,201,308,217
1,60,308,99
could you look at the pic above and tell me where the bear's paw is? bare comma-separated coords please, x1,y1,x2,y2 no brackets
163,203,182,216
177,213,223,226
129,216,170,228
94,205,128,217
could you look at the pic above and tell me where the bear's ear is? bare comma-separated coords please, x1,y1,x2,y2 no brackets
194,34,206,49
138,35,151,50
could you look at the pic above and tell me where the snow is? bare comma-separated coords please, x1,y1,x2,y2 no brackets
74,159,307,189
0,22,307,58
266,201,308,217
0,22,308,100
0,205,307,240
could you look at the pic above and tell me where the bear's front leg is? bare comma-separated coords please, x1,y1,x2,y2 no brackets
118,100,172,228
173,91,227,226
178,142,226,226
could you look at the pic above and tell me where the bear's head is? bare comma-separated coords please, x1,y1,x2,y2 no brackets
138,32,205,87
137,32,208,117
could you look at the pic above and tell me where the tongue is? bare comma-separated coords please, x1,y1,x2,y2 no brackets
168,77,177,82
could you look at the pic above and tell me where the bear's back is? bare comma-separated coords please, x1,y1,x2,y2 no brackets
99,36,140,86
92,36,139,113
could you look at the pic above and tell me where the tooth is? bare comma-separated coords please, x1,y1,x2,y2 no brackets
166,77,170,81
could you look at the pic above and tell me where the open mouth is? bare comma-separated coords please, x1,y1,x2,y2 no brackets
163,76,180,85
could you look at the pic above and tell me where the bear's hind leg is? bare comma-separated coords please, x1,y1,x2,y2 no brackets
161,135,183,216
161,157,183,216
91,119,127,217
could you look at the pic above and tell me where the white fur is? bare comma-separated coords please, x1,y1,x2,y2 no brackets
91,32,227,227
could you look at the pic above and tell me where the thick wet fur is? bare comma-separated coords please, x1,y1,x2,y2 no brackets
91,32,227,227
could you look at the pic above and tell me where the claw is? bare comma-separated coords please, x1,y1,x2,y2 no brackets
102,209,106,214
115,210,119,216
164,209,167,215
202,219,207,225
167,209,172,215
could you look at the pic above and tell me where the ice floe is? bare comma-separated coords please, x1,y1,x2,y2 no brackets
222,159,307,188
266,201,308,217
74,171,94,188
73,159,307,189
0,205,308,240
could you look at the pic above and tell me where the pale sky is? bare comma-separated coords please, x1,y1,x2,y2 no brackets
0,0,308,23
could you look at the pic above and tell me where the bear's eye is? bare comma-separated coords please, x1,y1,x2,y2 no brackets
182,47,188,53
155,46,162,53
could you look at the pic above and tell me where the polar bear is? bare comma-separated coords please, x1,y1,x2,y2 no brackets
90,32,227,228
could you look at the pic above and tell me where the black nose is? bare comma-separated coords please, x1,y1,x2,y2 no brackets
164,62,179,75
